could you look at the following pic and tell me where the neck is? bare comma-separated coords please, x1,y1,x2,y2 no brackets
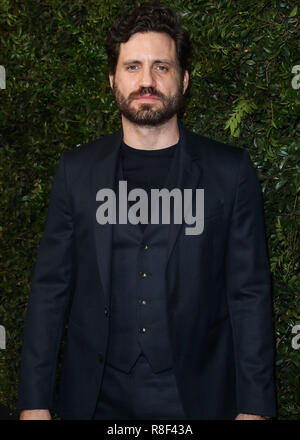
121,115,179,150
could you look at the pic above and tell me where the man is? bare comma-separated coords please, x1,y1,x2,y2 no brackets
18,3,276,420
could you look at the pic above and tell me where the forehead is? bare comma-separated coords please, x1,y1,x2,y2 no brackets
118,31,177,62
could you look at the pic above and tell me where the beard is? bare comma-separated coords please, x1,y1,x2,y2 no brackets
111,79,185,127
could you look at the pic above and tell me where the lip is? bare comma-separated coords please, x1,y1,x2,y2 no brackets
135,95,159,101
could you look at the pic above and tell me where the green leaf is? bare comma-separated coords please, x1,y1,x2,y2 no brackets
289,6,298,17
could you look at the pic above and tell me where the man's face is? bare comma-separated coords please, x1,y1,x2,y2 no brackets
109,31,189,126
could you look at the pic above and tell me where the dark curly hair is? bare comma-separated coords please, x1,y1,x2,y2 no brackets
105,2,192,82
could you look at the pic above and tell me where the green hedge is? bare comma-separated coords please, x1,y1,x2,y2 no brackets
0,0,299,419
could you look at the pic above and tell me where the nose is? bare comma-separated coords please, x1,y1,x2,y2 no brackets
139,66,156,88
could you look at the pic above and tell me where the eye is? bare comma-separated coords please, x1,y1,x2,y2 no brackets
126,65,169,72
156,65,168,71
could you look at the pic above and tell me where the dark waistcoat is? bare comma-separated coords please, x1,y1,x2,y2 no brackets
106,143,180,373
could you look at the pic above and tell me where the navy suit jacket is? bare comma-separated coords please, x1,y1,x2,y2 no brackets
18,118,277,419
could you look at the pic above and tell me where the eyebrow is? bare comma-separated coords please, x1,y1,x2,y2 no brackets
123,59,175,66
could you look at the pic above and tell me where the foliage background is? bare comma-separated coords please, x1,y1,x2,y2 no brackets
0,0,299,419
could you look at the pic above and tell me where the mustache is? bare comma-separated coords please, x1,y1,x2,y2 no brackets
130,87,164,100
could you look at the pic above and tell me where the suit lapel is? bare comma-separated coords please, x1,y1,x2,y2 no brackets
165,119,204,264
91,128,122,303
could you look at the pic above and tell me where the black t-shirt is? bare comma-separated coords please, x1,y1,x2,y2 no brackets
120,139,178,231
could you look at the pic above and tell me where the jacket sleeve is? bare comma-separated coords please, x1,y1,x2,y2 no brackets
17,152,74,411
225,149,277,418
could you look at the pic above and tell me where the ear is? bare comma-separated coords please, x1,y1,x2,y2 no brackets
109,72,114,89
183,70,189,94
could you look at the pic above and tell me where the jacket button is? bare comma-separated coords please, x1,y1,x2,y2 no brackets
139,271,148,278
98,353,103,363
104,307,109,317
139,327,147,333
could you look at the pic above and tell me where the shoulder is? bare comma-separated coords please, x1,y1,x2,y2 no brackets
57,128,121,180
62,129,120,164
182,126,257,200
186,127,246,163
